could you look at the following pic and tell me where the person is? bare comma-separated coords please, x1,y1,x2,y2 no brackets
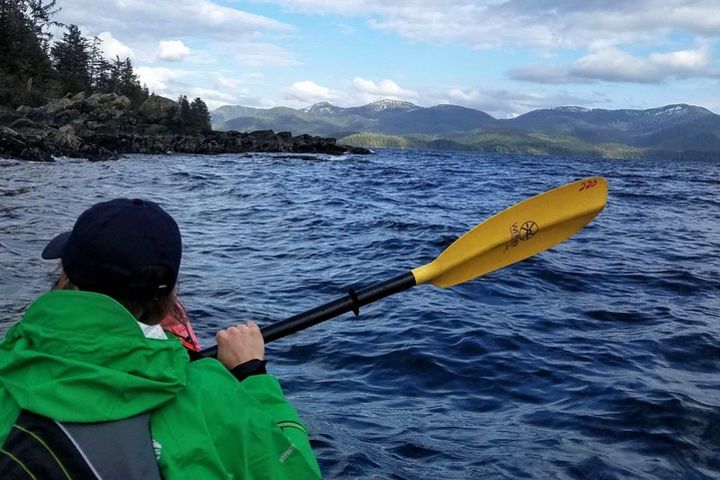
0,198,321,479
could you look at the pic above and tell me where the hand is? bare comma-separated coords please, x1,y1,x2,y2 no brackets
216,321,265,370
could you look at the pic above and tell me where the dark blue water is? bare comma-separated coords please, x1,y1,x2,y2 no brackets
1,150,719,479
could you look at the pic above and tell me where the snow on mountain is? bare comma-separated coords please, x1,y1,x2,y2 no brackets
548,106,592,113
362,99,420,112
301,102,344,115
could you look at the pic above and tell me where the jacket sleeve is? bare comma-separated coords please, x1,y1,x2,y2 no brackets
189,359,322,479
240,374,319,471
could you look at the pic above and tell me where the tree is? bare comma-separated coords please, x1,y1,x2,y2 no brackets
26,0,62,54
100,55,147,106
88,35,107,89
0,0,51,77
189,97,211,132
51,24,90,93
0,0,53,104
118,58,148,106
173,94,190,129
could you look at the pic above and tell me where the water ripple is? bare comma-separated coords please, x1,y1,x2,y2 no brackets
1,151,718,479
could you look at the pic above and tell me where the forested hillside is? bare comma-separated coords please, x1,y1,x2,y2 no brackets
0,0,210,131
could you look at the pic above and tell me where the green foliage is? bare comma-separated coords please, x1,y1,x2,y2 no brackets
339,133,412,148
107,56,148,107
49,28,148,104
0,0,53,105
460,133,646,159
26,0,61,54
173,95,211,132
189,97,211,132
339,130,653,159
51,24,90,93
0,7,208,120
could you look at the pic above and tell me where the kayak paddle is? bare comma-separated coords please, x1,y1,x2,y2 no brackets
199,176,607,357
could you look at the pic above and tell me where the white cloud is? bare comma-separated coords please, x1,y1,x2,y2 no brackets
57,0,294,65
261,0,720,50
135,66,188,91
283,80,342,104
58,0,291,42
511,44,716,84
352,77,416,98
135,67,265,109
156,40,191,61
97,31,135,60
507,64,590,85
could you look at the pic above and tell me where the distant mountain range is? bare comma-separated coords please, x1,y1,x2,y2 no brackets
212,99,720,160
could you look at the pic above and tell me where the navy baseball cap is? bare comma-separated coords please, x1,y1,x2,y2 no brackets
42,198,182,299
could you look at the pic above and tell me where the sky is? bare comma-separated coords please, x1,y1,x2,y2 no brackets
54,0,720,117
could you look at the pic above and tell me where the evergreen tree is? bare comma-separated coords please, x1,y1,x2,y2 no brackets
174,94,190,129
118,58,147,106
0,0,52,104
0,2,206,117
189,97,211,132
51,24,90,93
88,35,106,90
105,55,123,93
92,56,113,92
99,55,147,106
0,0,51,77
26,0,62,54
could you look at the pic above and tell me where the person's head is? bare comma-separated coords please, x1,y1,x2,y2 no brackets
43,198,182,325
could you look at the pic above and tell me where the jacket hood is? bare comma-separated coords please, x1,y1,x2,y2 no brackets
0,290,188,422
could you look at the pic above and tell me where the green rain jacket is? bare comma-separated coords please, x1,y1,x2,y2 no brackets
0,290,322,479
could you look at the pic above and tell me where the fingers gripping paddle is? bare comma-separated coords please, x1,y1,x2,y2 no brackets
199,177,607,357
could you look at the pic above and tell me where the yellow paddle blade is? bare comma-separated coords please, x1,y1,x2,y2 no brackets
411,177,608,287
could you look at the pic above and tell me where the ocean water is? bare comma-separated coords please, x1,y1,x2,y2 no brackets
1,150,719,479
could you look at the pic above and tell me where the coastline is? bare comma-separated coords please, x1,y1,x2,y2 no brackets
0,93,370,162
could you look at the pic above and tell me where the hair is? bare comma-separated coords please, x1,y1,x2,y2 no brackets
52,266,176,326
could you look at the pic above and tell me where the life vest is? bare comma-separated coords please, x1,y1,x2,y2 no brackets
0,410,161,479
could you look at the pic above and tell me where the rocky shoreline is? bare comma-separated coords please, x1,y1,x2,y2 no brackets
0,93,370,162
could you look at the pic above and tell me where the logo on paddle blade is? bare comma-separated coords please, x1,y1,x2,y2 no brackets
519,221,538,240
505,220,539,252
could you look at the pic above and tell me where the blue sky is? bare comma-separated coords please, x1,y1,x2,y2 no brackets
56,0,720,117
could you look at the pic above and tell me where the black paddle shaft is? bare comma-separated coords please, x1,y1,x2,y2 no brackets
198,271,416,358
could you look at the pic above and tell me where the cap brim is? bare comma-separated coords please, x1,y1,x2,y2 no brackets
42,231,72,259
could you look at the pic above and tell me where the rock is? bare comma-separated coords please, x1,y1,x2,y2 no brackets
71,92,87,103
0,127,53,162
276,131,293,149
15,105,34,117
139,95,177,123
290,133,346,154
53,109,82,126
348,146,372,154
50,128,83,150
9,118,42,130
45,98,73,115
3,93,373,162
85,93,130,110
0,106,19,126
15,105,48,123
